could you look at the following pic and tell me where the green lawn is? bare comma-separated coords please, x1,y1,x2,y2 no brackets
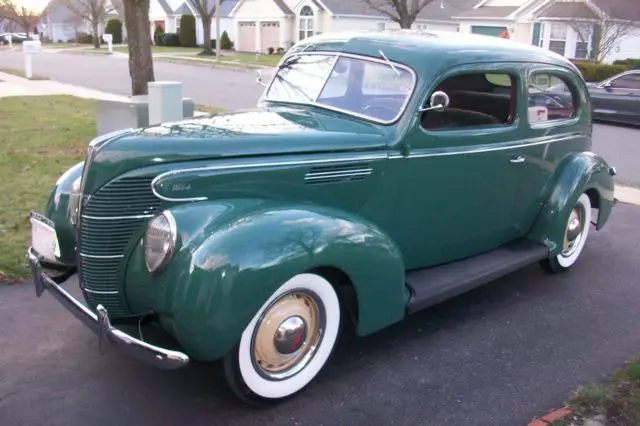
0,96,96,282
0,67,49,80
222,53,284,67
112,45,202,54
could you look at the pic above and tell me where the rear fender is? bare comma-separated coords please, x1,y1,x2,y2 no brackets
528,151,615,256
143,199,406,361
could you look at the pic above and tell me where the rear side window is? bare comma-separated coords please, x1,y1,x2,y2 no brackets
527,73,577,123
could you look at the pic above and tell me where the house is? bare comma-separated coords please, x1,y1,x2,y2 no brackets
149,0,238,46
39,0,119,43
226,0,478,53
453,0,640,63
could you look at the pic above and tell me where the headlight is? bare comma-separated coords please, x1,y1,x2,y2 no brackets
144,211,177,275
68,177,82,226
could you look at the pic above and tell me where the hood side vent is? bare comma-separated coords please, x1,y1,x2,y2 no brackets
305,163,373,185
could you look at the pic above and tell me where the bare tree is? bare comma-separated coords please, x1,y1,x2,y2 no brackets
59,0,113,48
568,18,633,63
358,0,436,29
122,0,154,95
188,0,225,56
0,0,38,33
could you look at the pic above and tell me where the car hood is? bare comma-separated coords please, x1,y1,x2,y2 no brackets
83,105,390,193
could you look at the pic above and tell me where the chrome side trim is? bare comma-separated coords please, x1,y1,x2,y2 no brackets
84,288,119,295
79,253,125,259
390,134,583,159
305,170,373,181
150,154,387,202
82,214,155,220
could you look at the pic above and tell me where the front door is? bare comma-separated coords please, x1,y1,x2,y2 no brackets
391,68,524,270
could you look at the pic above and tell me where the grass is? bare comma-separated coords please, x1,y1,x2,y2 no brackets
222,53,283,67
0,96,96,282
555,355,640,425
0,67,49,80
112,45,201,54
195,104,227,115
155,56,258,70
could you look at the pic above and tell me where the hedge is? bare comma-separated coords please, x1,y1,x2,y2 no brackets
179,15,197,47
163,33,180,47
104,19,122,44
154,24,165,46
613,58,640,70
571,60,628,82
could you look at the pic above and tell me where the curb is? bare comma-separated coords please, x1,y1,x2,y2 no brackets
528,407,573,425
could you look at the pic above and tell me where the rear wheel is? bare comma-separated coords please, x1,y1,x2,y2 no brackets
223,273,341,406
541,193,592,273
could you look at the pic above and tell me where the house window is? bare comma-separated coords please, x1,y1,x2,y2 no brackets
575,41,588,59
176,17,180,33
548,22,566,56
299,6,314,41
376,22,386,31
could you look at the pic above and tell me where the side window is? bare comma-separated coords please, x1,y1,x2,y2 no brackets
527,73,576,123
421,72,517,131
610,74,640,89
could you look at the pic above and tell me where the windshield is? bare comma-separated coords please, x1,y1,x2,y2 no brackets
263,53,415,124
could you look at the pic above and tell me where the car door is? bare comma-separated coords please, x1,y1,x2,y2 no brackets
390,66,524,271
590,72,640,124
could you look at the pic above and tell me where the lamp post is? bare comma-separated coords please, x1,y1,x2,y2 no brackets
215,0,221,61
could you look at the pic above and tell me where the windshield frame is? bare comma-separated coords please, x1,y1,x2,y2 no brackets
260,51,418,126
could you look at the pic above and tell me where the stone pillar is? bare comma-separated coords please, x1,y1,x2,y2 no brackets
148,81,184,125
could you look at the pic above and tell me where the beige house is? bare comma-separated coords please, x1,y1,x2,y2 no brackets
229,0,475,53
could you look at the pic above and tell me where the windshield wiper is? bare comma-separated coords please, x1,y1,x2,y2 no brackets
378,49,412,92
278,55,301,69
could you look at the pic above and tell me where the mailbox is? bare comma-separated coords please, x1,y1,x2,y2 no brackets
22,40,42,54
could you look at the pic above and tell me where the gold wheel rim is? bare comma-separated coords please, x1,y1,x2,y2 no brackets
251,291,323,380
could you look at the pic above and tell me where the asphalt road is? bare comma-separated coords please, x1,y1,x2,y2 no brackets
1,202,640,426
0,50,637,186
0,50,271,110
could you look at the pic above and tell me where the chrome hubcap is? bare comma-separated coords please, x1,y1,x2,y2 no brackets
251,291,324,380
562,206,584,257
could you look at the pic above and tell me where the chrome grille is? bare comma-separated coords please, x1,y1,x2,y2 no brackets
79,175,164,317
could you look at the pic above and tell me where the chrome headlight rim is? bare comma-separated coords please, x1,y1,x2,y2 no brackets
144,210,178,276
67,176,82,226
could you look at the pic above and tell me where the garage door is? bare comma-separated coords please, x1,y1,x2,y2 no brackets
238,21,256,52
260,21,280,53
471,25,507,37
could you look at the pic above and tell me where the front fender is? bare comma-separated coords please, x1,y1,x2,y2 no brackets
528,151,615,256
126,199,406,361
42,161,84,266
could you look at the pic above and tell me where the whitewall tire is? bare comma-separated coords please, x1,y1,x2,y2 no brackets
541,193,592,273
223,273,341,405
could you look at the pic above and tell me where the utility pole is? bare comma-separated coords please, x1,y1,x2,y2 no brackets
215,0,221,61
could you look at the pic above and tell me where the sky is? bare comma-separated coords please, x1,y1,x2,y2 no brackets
11,0,50,13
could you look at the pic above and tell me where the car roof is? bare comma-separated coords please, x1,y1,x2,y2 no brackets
294,30,580,77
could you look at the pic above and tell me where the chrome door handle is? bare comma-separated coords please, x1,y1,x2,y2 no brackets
510,156,525,164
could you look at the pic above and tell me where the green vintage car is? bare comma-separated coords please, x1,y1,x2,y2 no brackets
28,30,617,405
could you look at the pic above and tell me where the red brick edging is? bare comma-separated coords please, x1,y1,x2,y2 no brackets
528,407,572,425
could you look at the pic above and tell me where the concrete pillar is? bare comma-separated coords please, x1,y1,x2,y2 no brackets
148,81,184,125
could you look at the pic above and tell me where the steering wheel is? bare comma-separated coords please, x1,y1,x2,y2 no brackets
362,100,400,120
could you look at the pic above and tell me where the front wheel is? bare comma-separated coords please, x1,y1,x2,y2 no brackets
223,273,341,406
540,193,592,273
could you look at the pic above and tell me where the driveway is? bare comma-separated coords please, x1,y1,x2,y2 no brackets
1,202,640,426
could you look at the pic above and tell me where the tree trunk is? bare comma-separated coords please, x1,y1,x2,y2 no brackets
92,21,100,48
123,0,154,96
202,14,213,55
399,17,413,29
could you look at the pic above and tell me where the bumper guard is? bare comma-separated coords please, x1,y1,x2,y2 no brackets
28,247,189,370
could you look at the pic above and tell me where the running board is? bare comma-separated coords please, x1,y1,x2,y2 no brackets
406,239,548,314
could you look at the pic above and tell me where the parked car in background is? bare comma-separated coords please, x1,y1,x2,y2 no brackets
28,30,616,406
550,69,640,126
0,32,30,44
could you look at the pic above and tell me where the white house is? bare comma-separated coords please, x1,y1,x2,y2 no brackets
227,0,478,53
149,0,237,46
453,0,640,63
39,0,119,43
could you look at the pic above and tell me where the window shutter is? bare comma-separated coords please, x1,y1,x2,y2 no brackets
590,23,601,61
532,22,541,46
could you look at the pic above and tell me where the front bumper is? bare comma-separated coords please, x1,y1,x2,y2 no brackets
27,247,189,370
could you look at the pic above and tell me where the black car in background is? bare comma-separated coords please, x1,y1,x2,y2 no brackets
0,33,30,45
550,70,640,126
